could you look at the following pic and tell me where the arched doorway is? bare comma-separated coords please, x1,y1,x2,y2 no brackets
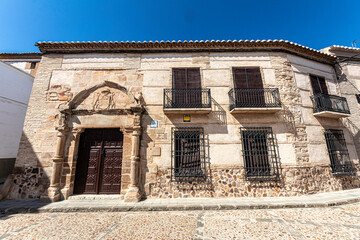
74,128,124,194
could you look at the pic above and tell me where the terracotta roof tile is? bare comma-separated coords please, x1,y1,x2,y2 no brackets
35,39,336,64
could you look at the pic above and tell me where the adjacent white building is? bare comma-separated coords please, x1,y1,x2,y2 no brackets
0,61,34,183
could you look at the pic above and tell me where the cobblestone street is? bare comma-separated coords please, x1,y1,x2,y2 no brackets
1,202,360,240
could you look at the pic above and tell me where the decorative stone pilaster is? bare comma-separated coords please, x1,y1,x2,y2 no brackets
124,109,143,202
41,113,69,202
60,128,84,199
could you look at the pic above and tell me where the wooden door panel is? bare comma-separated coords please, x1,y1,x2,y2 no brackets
84,148,101,194
99,148,123,194
74,129,124,195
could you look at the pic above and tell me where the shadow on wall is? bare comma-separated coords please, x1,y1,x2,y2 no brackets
0,132,50,202
344,118,360,158
0,158,15,184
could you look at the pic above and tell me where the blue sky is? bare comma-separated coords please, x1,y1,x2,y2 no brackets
0,0,359,53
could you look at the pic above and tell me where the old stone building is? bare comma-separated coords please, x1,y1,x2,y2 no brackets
6,40,360,202
322,46,360,161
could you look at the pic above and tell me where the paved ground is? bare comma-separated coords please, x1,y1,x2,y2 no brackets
1,188,360,214
1,203,360,239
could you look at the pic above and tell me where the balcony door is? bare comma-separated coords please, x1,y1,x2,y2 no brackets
310,75,328,95
233,67,265,106
310,75,330,111
172,68,202,107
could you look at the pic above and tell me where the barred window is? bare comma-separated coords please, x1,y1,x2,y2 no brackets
171,127,206,182
324,129,353,175
240,127,280,181
356,94,360,104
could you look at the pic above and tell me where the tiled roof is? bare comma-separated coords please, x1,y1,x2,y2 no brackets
35,39,336,64
328,45,360,52
0,52,42,59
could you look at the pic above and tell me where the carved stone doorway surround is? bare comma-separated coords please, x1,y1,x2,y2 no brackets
41,81,144,202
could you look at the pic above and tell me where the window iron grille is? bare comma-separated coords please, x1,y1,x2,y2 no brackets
324,129,353,176
356,94,360,104
171,127,206,182
310,93,350,115
229,88,281,111
240,127,280,181
164,89,211,109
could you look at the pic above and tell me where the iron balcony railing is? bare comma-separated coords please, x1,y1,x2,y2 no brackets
229,88,281,111
164,88,211,109
310,93,350,115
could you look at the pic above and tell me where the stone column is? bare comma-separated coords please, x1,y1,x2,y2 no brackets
124,109,143,202
60,128,84,199
43,130,68,202
42,112,69,202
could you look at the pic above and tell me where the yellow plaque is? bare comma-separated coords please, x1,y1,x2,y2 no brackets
183,114,191,122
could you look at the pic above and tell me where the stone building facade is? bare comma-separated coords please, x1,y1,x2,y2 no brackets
322,45,360,169
6,40,360,202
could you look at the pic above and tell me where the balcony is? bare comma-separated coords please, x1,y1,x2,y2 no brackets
229,88,282,113
163,89,212,114
310,94,350,118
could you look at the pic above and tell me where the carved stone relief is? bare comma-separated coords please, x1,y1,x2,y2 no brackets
47,85,73,101
75,86,135,110
92,88,115,110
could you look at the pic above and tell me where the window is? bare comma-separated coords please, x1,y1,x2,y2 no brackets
233,67,263,89
240,127,280,181
171,68,202,107
233,67,266,106
310,75,328,94
171,127,206,182
173,68,201,89
356,94,360,104
324,129,353,175
30,62,37,69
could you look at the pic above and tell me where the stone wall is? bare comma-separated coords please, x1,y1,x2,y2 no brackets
148,165,360,199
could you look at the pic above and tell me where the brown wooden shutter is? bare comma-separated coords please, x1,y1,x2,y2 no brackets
187,68,201,89
246,67,263,89
233,68,247,88
310,75,328,94
173,68,187,89
318,76,328,94
233,67,263,89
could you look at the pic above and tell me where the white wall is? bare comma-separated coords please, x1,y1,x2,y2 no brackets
0,62,33,158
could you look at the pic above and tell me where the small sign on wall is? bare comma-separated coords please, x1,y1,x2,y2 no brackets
183,115,191,122
150,120,158,128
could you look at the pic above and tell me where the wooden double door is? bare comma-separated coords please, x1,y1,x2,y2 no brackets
74,129,123,194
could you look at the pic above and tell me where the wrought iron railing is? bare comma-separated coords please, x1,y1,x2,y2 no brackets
310,93,350,115
324,129,353,176
229,88,281,111
171,127,206,182
240,127,280,181
164,89,211,109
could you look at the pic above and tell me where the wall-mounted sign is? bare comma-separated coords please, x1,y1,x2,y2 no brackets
150,120,158,128
183,115,191,122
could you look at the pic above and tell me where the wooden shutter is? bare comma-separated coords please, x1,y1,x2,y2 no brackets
310,75,328,94
173,68,187,89
233,67,263,89
173,68,201,89
186,68,201,89
246,68,263,89
233,68,247,88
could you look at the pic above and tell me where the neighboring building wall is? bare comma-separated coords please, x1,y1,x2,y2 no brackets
0,53,42,77
322,46,360,165
9,49,360,200
0,62,33,183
